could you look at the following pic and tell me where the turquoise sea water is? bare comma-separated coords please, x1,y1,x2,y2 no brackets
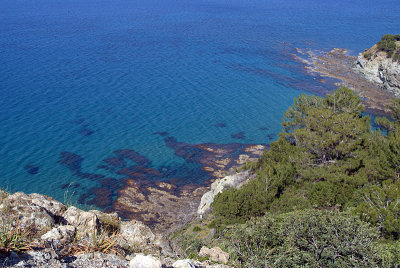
1,0,399,208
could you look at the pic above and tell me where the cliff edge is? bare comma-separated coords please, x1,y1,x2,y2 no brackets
354,34,400,97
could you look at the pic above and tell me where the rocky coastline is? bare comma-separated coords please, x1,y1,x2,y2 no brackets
5,37,397,268
0,142,264,267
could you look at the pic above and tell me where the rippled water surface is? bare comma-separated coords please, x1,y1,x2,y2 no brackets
1,0,399,206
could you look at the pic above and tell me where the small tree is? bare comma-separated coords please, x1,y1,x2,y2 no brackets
282,87,370,165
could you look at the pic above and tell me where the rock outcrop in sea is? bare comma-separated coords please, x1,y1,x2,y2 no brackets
354,43,400,97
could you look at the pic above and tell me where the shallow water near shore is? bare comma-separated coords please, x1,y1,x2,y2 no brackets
1,0,399,209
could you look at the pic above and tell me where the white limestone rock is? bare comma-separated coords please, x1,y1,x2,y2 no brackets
63,206,99,236
129,254,162,268
197,170,253,216
354,49,400,96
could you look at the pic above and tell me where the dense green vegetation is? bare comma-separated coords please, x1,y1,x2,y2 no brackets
177,87,400,266
377,34,400,61
222,210,399,267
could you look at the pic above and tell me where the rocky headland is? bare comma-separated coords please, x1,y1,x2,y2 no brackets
354,39,400,97
293,35,400,114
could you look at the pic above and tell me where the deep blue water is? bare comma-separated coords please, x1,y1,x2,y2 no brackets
1,0,399,207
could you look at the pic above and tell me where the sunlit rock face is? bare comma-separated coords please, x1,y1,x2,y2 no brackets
354,45,400,97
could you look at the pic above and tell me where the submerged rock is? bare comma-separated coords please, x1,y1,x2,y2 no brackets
231,132,245,139
114,149,151,167
58,152,84,175
79,127,95,137
103,157,126,168
114,180,207,232
24,165,39,175
87,187,113,208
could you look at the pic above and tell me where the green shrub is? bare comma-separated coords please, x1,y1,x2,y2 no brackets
211,178,269,226
377,34,399,58
269,185,312,213
192,226,202,232
178,234,205,259
364,52,372,60
223,210,385,267
374,240,400,266
393,52,400,62
353,180,400,239
211,87,373,225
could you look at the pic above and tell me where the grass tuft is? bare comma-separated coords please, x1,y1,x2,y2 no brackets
62,227,122,257
0,218,33,254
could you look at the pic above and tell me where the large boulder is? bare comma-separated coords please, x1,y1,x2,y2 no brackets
197,170,253,216
28,193,66,218
63,206,99,236
129,254,162,268
119,220,155,249
118,219,173,256
199,246,230,264
1,192,56,230
153,234,174,257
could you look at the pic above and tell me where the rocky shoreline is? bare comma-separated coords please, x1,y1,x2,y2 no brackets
112,142,266,233
0,124,268,268
0,142,264,267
